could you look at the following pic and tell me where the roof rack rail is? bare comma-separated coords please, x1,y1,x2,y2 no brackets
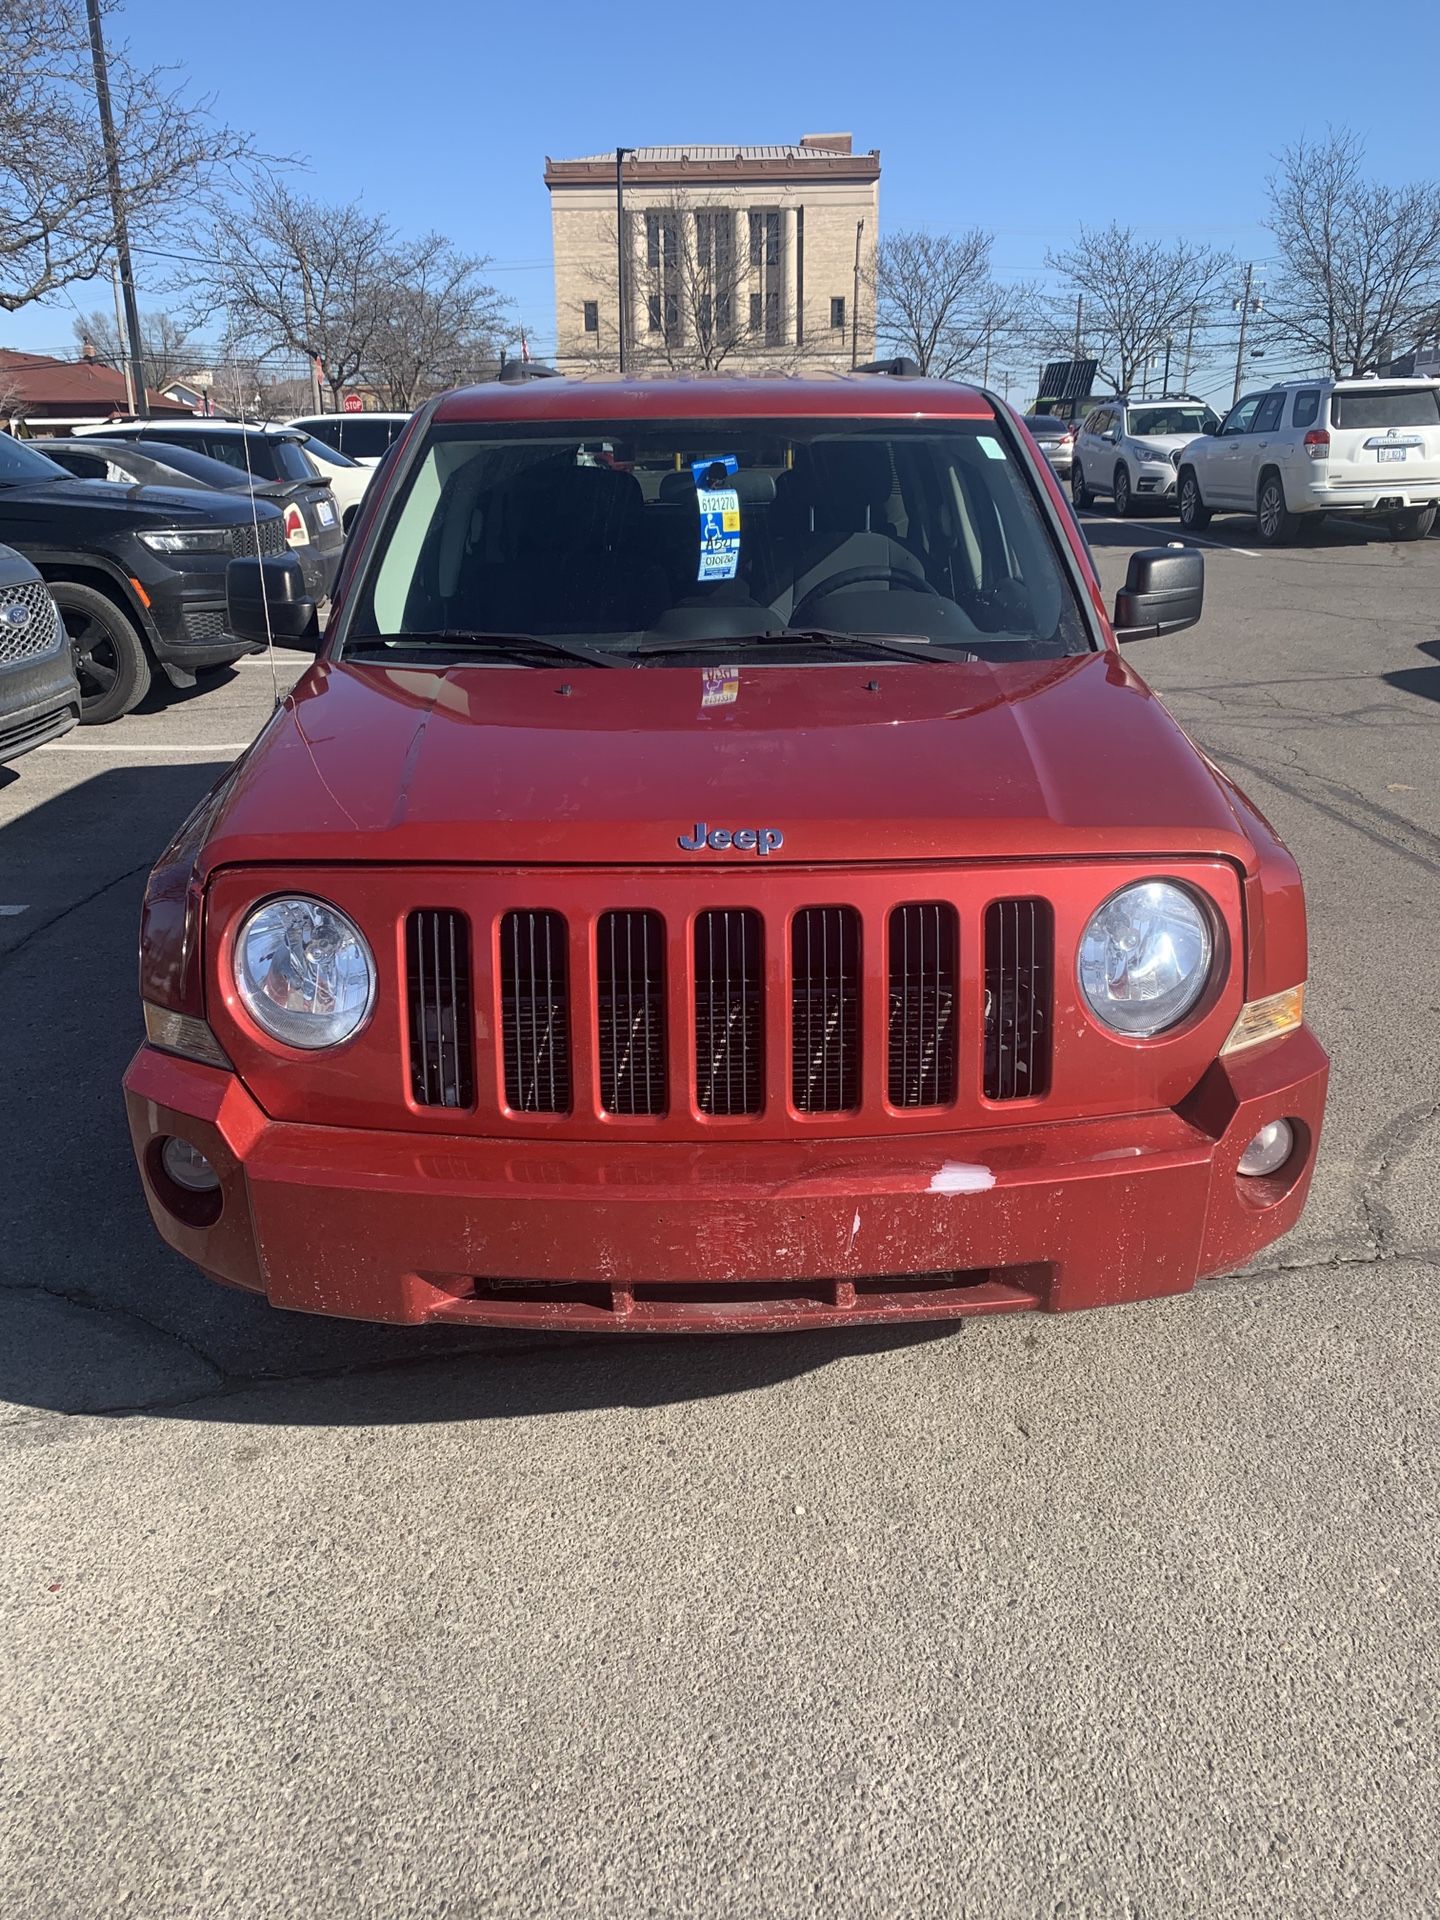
854,356,925,378
497,360,562,383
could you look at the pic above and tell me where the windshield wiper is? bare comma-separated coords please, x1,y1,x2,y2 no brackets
632,628,976,666
345,630,632,669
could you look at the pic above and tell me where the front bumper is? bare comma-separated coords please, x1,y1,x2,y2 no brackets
1134,463,1178,499
0,648,80,764
124,1027,1328,1334
143,571,260,673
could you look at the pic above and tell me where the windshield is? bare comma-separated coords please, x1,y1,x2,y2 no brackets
1024,415,1068,438
0,434,69,485
297,434,360,469
346,418,1090,666
1127,406,1218,438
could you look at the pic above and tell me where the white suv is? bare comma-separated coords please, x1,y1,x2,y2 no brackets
1176,377,1440,545
1071,395,1221,517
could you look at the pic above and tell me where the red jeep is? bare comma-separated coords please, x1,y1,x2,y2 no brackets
123,371,1328,1333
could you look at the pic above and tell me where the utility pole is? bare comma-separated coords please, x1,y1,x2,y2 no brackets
851,219,864,369
86,0,149,418
1181,308,1197,389
110,260,136,415
982,322,993,387
1232,264,1262,404
1162,333,1174,392
615,147,635,375
1071,293,1083,359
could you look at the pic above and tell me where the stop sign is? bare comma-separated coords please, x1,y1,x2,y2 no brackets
343,393,362,415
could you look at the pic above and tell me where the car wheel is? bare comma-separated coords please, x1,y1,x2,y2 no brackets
1255,472,1299,546
51,581,151,725
1113,464,1134,517
1177,469,1212,531
1387,505,1436,540
1071,461,1092,510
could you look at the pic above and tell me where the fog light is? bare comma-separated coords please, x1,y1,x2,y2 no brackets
160,1136,220,1193
1237,1119,1294,1178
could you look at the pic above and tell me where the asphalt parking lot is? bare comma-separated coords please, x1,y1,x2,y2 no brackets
3,517,1438,1918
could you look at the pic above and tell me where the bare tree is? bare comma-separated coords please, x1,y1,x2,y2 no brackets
873,227,1032,379
0,0,254,314
71,305,193,390
1262,129,1440,375
1042,224,1233,393
365,236,508,405
191,183,393,410
571,192,796,373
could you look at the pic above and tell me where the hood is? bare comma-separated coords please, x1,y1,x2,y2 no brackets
1130,434,1196,458
0,476,279,526
199,651,1258,874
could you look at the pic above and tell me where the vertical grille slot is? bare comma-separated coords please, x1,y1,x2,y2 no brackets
694,909,764,1116
406,910,475,1109
500,910,571,1113
597,910,667,1116
984,898,1052,1100
887,904,958,1107
791,907,860,1112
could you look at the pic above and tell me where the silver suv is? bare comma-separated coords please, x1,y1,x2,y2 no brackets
1071,395,1222,516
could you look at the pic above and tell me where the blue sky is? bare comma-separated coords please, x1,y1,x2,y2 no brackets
8,0,1440,391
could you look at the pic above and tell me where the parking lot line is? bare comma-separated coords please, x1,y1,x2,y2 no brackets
1126,518,1261,558
39,741,251,754
0,905,28,916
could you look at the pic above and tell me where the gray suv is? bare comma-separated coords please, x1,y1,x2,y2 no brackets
1072,395,1221,516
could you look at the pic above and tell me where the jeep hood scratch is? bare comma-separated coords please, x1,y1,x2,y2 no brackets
199,651,1258,873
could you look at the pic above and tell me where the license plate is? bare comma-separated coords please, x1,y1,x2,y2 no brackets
1377,446,1407,462
316,498,336,524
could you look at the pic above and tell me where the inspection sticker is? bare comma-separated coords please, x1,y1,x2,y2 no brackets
701,665,739,708
693,453,742,582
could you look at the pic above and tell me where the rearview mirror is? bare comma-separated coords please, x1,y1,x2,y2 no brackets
226,555,315,643
1112,546,1204,641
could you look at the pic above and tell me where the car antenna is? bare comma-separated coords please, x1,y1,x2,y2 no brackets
234,406,280,708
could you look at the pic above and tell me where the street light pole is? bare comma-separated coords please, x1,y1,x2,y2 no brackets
86,0,149,418
615,147,635,375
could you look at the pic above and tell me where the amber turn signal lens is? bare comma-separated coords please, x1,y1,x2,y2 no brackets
1220,984,1305,1056
144,1002,232,1069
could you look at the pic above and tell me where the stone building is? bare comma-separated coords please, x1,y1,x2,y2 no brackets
544,135,880,376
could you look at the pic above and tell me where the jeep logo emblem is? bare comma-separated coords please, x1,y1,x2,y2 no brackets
678,822,784,856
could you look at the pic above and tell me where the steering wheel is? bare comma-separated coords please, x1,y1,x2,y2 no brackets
790,566,940,627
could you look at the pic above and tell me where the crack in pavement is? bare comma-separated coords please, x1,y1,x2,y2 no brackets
0,860,152,970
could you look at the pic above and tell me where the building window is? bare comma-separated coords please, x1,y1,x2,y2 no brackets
748,209,780,269
749,291,762,334
748,208,784,346
693,208,735,340
583,301,599,334
647,294,662,334
830,296,846,331
644,210,681,343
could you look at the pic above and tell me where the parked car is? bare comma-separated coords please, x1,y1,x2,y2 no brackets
1177,377,1440,545
1071,395,1222,516
0,431,285,723
1022,413,1076,477
283,432,371,530
0,543,79,765
72,421,345,605
285,411,411,468
124,368,1327,1335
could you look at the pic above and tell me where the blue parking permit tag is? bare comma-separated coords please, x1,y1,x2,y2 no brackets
692,454,741,582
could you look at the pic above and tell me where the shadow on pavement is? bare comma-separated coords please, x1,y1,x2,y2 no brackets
1382,638,1440,707
0,764,961,1427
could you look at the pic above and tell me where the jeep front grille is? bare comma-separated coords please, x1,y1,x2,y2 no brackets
887,903,958,1108
597,909,667,1116
500,910,570,1113
406,909,474,1108
695,909,764,1116
231,517,286,558
984,898,1052,1101
399,885,1060,1127
0,582,62,664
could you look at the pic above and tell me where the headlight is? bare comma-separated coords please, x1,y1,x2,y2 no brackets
233,896,375,1050
136,527,233,555
1078,881,1214,1036
1134,444,1172,465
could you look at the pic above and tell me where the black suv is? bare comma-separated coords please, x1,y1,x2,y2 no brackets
0,433,288,723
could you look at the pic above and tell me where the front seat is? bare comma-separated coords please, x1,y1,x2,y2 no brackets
762,441,925,622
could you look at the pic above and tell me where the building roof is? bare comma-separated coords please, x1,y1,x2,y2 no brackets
0,348,192,417
545,134,879,188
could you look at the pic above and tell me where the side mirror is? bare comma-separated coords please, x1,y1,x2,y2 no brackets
1100,429,1117,443
1202,420,1219,435
226,555,315,643
1112,546,1204,641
